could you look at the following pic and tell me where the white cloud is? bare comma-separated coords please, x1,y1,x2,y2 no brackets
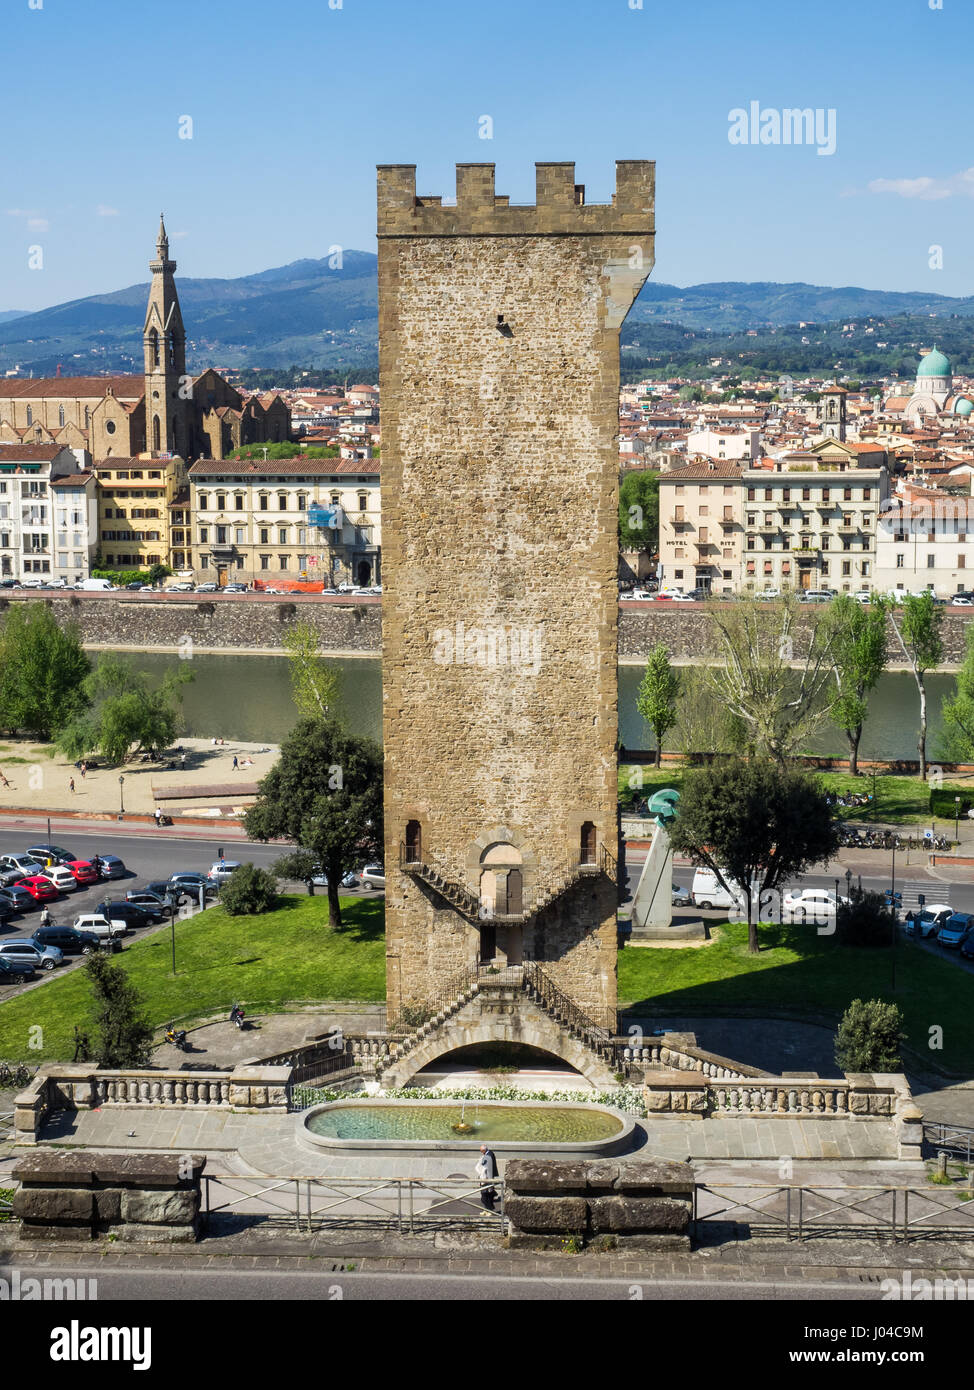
96,204,119,217
868,168,974,200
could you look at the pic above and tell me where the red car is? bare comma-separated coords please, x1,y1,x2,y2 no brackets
16,875,59,903
63,859,99,886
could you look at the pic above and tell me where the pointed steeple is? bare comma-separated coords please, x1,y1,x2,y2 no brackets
156,213,169,258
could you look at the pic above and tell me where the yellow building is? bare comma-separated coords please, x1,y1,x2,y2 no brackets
93,455,188,571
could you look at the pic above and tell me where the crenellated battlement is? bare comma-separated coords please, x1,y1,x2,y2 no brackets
377,160,655,237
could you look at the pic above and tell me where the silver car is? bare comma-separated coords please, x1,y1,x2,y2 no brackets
0,939,63,972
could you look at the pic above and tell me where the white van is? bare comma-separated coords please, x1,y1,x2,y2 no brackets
75,578,114,592
691,867,745,912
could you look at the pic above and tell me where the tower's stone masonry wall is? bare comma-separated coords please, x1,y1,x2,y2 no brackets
378,162,655,1022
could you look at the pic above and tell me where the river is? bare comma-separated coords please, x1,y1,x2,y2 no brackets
124,652,955,763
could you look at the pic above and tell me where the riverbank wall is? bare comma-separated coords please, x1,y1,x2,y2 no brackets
9,593,974,668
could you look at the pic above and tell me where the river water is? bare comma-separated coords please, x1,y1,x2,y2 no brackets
126,652,955,763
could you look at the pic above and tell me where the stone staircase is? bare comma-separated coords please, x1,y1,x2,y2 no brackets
400,844,613,926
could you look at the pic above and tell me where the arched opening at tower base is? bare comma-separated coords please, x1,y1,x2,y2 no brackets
409,1040,592,1093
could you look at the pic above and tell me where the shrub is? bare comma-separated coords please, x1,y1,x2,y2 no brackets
834,998,906,1073
930,788,970,820
219,863,280,916
83,952,154,1069
835,888,897,948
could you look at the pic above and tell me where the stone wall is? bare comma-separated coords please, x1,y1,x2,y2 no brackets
12,1150,205,1243
377,161,655,1023
504,1157,693,1250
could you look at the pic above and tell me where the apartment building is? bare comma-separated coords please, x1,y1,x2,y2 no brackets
874,489,974,598
0,443,86,582
187,456,381,587
51,472,98,583
658,459,744,594
686,426,761,462
93,455,189,572
742,446,889,593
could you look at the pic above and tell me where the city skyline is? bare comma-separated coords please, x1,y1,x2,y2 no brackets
3,0,973,310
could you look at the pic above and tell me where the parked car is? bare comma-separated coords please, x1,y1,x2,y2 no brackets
961,931,974,960
0,955,35,984
196,582,219,593
208,860,242,885
937,913,973,949
691,867,745,912
0,939,63,972
782,887,849,919
951,596,974,607
123,891,170,919
16,875,59,903
40,865,82,894
0,854,46,885
32,924,106,956
359,865,385,891
223,582,248,593
904,904,953,938
95,854,127,880
166,582,195,593
0,885,35,915
26,844,76,867
71,913,125,943
671,883,691,907
95,900,152,930
168,872,219,898
140,880,188,906
62,859,99,886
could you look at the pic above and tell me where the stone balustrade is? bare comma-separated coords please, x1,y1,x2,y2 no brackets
622,1030,767,1081
13,1062,291,1142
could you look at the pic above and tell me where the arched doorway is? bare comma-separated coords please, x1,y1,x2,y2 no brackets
356,559,371,586
580,821,596,865
405,819,422,864
479,842,524,965
152,415,161,451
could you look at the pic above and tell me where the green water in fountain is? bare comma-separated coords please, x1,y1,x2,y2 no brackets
306,1103,623,1143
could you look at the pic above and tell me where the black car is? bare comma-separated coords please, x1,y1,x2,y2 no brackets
31,925,102,956
0,886,32,915
122,891,169,919
95,900,154,930
168,872,219,899
960,931,974,960
0,955,34,983
143,881,188,906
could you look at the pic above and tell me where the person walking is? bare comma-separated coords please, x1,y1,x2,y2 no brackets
232,755,239,771
154,807,162,827
475,1144,499,1211
80,760,87,779
69,777,75,794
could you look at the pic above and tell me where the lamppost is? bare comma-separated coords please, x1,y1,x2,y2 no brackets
871,768,878,822
118,775,125,820
955,796,961,845
170,898,177,977
845,868,853,900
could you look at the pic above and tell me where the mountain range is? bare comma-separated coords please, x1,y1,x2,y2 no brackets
1,252,972,377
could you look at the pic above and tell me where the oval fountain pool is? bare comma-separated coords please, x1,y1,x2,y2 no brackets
300,1099,635,1157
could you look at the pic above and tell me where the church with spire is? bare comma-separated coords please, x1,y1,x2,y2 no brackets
0,217,290,460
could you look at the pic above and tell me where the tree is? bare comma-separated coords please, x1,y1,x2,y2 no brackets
619,471,660,554
888,592,943,780
669,758,840,953
938,622,974,761
834,998,906,1073
670,665,744,761
244,717,382,929
83,951,154,1069
835,888,897,948
273,848,321,895
826,594,888,776
0,604,90,739
636,642,680,767
705,594,837,764
282,618,339,719
57,655,192,764
147,563,172,586
219,863,280,916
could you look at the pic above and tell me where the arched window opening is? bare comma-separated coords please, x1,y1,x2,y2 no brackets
405,820,422,864
580,821,596,865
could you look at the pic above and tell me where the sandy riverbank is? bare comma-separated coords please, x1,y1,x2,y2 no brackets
0,737,279,818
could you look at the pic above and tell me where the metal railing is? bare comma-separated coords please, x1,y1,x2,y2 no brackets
385,961,480,1035
201,1174,506,1234
0,1110,14,1144
924,1121,974,1164
522,961,617,1045
694,1183,974,1241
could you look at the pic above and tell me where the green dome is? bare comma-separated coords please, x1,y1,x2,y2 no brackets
917,348,951,378
955,397,974,417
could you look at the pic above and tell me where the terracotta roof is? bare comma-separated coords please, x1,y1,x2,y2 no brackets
0,375,142,399
659,460,743,481
189,457,379,477
51,473,94,487
0,442,71,460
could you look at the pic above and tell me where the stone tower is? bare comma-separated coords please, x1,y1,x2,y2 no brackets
819,385,847,441
378,161,655,1038
143,215,190,457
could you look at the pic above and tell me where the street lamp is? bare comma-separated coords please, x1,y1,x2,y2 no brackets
170,899,177,976
955,796,961,845
845,868,852,900
118,775,125,820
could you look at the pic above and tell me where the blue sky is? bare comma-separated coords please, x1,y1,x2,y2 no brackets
3,0,973,309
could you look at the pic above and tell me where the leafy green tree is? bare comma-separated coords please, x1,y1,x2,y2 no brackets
671,665,744,761
938,622,974,761
636,642,680,767
826,595,888,776
669,758,840,953
282,618,339,718
888,592,943,780
835,888,896,948
619,471,660,554
232,442,341,460
57,655,192,764
0,605,90,739
219,863,280,916
244,717,382,929
83,952,154,1068
834,998,906,1073
273,848,321,895
147,564,172,585
706,594,837,764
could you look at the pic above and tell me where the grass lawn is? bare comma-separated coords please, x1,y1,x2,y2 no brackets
620,764,967,827
619,919,974,1075
0,894,386,1064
